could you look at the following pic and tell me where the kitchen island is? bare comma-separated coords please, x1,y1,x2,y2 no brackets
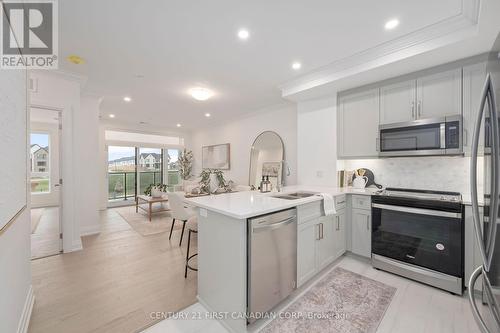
184,186,377,332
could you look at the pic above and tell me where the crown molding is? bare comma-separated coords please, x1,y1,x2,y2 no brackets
279,0,481,98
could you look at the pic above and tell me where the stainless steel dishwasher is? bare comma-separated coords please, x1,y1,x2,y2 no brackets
247,208,297,323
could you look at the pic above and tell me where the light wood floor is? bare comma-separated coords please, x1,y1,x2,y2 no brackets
31,207,61,259
145,255,485,333
29,208,197,333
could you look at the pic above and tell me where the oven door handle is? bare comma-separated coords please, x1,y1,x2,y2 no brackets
372,203,461,219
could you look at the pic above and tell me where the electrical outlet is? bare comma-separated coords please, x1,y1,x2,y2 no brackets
316,171,323,178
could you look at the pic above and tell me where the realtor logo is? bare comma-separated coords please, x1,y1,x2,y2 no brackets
1,0,58,69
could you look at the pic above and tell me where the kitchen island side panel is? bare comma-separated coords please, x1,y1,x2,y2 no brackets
197,209,248,333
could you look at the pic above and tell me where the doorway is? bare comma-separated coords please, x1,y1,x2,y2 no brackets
30,107,62,259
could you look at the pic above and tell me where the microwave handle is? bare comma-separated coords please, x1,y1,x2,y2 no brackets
440,123,446,149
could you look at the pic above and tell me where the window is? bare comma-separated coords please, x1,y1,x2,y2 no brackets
30,133,50,193
108,146,136,200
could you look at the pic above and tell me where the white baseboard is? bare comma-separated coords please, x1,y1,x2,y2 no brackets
17,285,35,333
80,224,101,237
68,238,83,252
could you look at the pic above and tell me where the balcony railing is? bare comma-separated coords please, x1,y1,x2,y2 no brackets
108,170,181,201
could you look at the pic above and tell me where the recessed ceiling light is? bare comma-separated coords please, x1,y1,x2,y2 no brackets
237,29,250,40
67,55,84,65
384,19,399,30
109,114,115,118
205,113,211,118
176,123,181,127
292,62,302,70
123,96,132,102
189,87,214,101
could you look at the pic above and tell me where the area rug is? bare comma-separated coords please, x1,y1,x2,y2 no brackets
115,206,182,236
261,267,396,333
31,208,44,234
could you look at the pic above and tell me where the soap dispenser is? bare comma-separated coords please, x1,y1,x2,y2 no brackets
259,176,265,193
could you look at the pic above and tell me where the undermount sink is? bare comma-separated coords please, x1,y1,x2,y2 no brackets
271,192,318,200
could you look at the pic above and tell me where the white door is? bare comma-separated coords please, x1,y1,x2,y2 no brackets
297,219,318,287
351,209,371,258
416,68,462,119
317,216,336,270
30,107,63,258
379,79,416,124
338,88,380,158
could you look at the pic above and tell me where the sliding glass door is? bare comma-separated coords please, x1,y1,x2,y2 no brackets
108,146,136,201
137,147,163,195
165,149,181,191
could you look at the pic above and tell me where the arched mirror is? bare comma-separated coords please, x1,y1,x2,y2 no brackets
249,131,284,190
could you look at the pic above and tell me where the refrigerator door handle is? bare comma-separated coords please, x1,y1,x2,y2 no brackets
468,266,497,333
471,74,493,270
485,78,499,268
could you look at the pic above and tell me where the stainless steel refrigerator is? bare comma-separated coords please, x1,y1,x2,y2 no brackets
469,33,500,333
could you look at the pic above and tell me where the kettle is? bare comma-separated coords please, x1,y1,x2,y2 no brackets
353,174,368,189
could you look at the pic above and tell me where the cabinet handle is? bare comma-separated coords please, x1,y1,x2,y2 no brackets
336,216,340,230
463,128,467,146
411,101,415,119
317,224,321,240
417,101,422,118
320,223,324,239
366,216,370,230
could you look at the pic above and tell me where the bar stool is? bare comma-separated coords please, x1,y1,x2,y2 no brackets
184,219,198,278
168,192,197,246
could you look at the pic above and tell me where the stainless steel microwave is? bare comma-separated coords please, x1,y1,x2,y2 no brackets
378,116,463,157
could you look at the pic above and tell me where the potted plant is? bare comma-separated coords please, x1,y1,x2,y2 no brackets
144,183,167,197
179,149,194,180
199,169,226,194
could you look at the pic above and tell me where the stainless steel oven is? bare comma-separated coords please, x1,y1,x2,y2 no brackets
379,116,463,157
371,188,464,294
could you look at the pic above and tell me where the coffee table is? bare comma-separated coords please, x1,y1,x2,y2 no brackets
136,195,170,222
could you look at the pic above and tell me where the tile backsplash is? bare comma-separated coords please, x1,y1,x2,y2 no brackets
339,156,483,199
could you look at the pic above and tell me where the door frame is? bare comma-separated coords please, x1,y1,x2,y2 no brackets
30,103,79,252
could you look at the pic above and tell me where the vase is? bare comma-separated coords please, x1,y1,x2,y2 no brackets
151,187,163,198
209,173,219,193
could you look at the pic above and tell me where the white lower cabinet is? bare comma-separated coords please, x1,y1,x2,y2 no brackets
351,208,371,258
333,209,346,260
297,208,346,287
297,219,318,286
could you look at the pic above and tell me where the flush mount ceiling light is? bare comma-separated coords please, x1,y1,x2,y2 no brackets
189,87,214,101
176,123,182,127
292,62,302,70
109,114,115,118
237,29,250,40
205,113,211,118
384,19,399,30
67,55,85,65
123,96,132,102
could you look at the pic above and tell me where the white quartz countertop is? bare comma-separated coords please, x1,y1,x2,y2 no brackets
184,185,381,219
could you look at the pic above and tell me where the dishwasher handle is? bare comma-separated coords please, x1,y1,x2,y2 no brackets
252,217,296,232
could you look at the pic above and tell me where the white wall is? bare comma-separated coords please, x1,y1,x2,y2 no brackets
77,96,101,235
189,104,298,186
30,71,90,250
0,63,32,333
297,97,337,186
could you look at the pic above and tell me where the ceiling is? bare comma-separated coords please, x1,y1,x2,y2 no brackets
59,0,465,130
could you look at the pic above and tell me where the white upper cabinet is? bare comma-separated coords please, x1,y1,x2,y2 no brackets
338,88,380,158
463,62,487,156
379,80,416,124
416,68,462,119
